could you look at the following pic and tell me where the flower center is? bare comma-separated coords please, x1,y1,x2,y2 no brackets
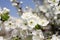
30,21,33,24
24,23,27,25
9,23,12,25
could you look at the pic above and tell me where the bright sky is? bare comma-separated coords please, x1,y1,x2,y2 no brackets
0,0,35,17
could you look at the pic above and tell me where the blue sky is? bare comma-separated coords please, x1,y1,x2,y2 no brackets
0,0,35,17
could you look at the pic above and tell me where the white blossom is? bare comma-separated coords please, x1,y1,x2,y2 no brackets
4,21,16,29
27,18,38,29
38,18,49,26
0,0,60,40
16,18,28,30
39,6,47,13
4,17,17,30
3,7,10,13
21,12,33,20
0,7,10,14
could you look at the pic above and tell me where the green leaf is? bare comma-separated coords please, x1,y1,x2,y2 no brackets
1,13,9,22
34,24,43,30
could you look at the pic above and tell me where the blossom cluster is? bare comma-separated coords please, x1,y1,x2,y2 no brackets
0,0,60,40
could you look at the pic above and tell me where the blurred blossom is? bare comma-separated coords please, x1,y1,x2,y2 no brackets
10,0,17,2
0,36,3,40
20,1,23,4
55,6,60,14
5,26,11,32
25,6,33,12
51,35,58,40
57,36,60,40
18,9,21,12
25,6,29,9
54,16,57,19
11,29,18,37
32,30,44,40
12,3,18,6
0,0,60,40
10,0,13,2
47,0,59,6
